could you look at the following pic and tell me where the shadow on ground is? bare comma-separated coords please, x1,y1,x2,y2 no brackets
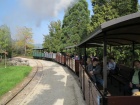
22,61,84,105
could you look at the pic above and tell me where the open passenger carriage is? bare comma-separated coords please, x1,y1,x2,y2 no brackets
77,12,140,105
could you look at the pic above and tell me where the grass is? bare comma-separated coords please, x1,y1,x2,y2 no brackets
0,66,32,97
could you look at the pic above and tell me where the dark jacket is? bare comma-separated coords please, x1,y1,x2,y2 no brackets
87,64,102,82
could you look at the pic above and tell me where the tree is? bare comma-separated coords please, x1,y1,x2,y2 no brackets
43,20,63,52
129,0,138,13
62,0,90,50
43,0,90,53
91,0,138,30
111,0,138,16
138,4,140,11
15,27,34,56
91,1,118,31
0,25,12,57
88,0,139,65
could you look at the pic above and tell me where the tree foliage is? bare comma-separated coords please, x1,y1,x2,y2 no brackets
62,0,90,47
14,27,34,56
138,4,140,11
0,25,12,57
89,0,138,32
87,0,139,66
43,0,90,53
42,0,139,66
43,20,63,52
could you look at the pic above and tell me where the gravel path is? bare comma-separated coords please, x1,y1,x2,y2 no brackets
2,58,86,105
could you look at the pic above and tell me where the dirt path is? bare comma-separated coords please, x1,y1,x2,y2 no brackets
4,59,86,105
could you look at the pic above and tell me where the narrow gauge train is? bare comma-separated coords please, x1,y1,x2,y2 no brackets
33,12,140,105
32,49,79,75
33,49,139,105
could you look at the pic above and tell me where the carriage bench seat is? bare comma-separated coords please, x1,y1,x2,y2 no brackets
110,64,133,92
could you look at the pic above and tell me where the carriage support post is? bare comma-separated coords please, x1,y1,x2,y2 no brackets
103,32,108,96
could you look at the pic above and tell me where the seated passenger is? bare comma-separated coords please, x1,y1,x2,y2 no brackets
90,53,99,62
130,60,140,94
89,58,103,86
107,57,116,75
124,60,140,95
74,54,79,60
86,58,92,71
108,57,116,70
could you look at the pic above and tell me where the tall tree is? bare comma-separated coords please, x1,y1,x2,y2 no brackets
89,0,139,65
43,20,63,52
111,0,138,16
15,27,33,56
0,25,12,57
90,0,138,31
129,0,138,13
139,4,140,12
62,0,90,49
91,1,118,31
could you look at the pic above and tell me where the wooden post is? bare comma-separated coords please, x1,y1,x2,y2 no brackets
5,51,7,68
103,32,107,96
132,42,135,67
83,44,86,100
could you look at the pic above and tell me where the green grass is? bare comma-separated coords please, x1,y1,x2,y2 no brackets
0,66,32,97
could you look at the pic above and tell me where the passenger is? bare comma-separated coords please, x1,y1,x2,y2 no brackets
90,54,94,60
89,58,103,86
124,60,140,95
86,58,92,71
107,57,116,75
90,53,98,61
130,60,140,94
81,55,87,65
74,54,79,60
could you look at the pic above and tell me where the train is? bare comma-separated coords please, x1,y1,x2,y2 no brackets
33,49,140,105
33,12,140,105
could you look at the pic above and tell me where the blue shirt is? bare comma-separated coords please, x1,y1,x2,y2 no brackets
108,62,116,70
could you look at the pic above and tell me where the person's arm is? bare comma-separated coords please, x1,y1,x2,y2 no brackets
109,62,116,70
87,64,93,75
108,63,111,70
129,70,134,88
88,64,93,71
87,64,93,72
93,65,101,74
136,71,140,87
112,62,116,70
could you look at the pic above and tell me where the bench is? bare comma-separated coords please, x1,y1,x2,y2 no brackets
110,64,133,92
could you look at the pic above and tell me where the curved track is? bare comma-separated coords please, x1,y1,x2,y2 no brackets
0,59,44,105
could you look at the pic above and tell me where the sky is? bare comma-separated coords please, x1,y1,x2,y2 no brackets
0,0,139,45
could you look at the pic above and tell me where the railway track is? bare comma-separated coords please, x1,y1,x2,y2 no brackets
0,59,44,105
